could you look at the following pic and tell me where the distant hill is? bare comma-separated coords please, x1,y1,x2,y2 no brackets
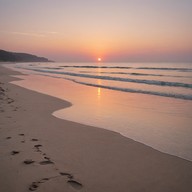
0,49,51,62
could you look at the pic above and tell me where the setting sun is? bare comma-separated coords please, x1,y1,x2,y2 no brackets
97,58,101,62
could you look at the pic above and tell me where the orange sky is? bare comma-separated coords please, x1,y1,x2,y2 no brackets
0,0,192,62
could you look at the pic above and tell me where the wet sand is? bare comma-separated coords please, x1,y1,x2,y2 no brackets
0,64,192,192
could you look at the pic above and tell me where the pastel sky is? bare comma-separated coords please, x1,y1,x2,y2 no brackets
0,0,192,62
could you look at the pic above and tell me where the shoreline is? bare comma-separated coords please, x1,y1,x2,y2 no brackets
1,64,192,192
7,63,192,162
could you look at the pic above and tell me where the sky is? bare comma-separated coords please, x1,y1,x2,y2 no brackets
0,0,192,62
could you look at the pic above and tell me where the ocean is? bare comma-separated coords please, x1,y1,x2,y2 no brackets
9,62,192,161
15,62,192,100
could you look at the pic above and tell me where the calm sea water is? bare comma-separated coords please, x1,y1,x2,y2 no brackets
15,62,192,100
9,62,192,161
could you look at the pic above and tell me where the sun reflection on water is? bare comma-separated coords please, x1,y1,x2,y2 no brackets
97,67,102,98
97,87,101,97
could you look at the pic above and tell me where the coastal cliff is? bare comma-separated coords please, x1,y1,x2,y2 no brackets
0,49,51,62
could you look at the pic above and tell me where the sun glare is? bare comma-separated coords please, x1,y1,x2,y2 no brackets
98,58,101,62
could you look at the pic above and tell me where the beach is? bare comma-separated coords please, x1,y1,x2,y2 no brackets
1,64,192,192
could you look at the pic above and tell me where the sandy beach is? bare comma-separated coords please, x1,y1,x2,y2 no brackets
0,64,192,192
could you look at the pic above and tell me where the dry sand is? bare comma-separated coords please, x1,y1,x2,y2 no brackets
0,64,192,192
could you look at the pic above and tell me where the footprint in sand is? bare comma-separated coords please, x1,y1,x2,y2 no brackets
34,144,42,148
11,150,20,155
34,144,42,152
60,172,74,179
29,175,83,191
25,140,84,191
67,180,83,190
59,172,83,190
23,159,35,165
43,156,51,161
39,160,54,165
29,181,39,191
31,138,39,142
6,136,12,139
29,178,50,191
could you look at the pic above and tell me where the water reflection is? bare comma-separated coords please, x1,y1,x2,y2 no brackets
97,87,101,97
97,66,102,98
97,79,102,98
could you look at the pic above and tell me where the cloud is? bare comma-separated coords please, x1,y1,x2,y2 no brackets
0,30,58,37
11,32,45,37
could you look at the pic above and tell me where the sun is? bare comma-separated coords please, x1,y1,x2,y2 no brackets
97,58,101,62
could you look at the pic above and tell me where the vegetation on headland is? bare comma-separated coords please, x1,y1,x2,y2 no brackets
0,49,52,62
